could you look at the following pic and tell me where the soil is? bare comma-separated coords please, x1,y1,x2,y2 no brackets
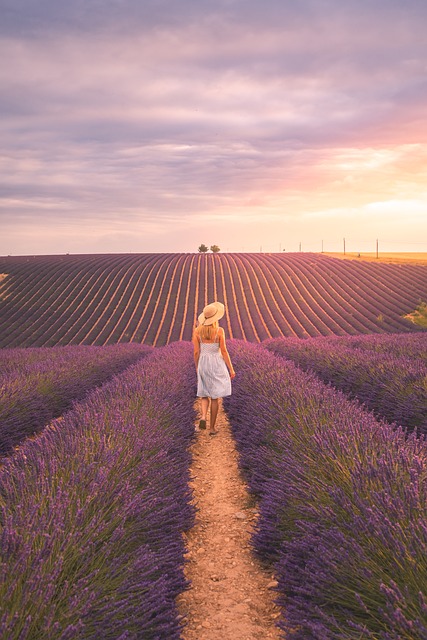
177,400,282,640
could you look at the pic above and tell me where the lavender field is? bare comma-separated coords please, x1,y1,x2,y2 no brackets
1,253,426,347
224,340,427,638
0,343,196,639
1,327,427,636
264,333,427,433
0,343,152,455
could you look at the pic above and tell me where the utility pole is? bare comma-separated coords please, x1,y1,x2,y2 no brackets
376,238,379,259
321,239,324,253
343,237,346,255
299,242,301,252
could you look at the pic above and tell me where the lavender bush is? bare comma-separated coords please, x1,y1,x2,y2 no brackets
0,343,152,455
264,333,427,432
322,332,427,361
0,342,196,639
224,340,427,639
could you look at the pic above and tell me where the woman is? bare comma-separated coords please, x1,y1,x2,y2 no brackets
192,301,235,435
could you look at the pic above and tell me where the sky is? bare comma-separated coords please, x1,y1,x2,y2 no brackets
1,0,427,255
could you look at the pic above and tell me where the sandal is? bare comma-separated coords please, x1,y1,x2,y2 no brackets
209,431,218,436
199,419,206,430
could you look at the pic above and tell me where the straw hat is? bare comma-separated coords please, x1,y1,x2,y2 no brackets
198,301,225,326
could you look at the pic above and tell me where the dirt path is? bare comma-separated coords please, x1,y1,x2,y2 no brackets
178,401,282,640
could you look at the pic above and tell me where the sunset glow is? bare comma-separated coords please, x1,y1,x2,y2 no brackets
1,1,427,254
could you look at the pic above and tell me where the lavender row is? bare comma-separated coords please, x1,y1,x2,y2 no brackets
0,342,152,456
0,342,196,639
320,332,427,361
264,333,427,432
224,341,427,639
264,331,427,366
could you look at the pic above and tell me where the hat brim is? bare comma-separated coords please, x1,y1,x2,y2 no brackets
198,301,225,326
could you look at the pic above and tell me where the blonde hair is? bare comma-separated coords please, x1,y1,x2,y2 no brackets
196,321,219,342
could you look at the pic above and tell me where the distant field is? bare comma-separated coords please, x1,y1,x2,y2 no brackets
326,252,427,265
0,252,426,347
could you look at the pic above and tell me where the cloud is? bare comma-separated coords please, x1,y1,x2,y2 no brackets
1,0,427,254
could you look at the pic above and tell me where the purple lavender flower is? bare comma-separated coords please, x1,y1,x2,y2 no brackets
0,343,152,455
0,342,196,639
264,333,427,432
224,339,427,638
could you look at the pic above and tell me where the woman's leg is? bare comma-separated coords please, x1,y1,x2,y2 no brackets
201,397,209,420
209,398,219,433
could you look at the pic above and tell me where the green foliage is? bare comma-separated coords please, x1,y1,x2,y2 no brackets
405,301,427,328
197,244,220,252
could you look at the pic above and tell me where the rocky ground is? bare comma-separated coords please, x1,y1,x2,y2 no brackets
178,401,282,640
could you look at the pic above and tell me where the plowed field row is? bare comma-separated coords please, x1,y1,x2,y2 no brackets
0,253,426,347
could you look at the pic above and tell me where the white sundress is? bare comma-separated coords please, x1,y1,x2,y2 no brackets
197,330,232,399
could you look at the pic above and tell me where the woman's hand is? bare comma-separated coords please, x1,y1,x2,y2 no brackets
230,369,236,379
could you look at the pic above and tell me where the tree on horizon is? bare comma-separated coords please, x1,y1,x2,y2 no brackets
210,245,220,253
198,244,208,253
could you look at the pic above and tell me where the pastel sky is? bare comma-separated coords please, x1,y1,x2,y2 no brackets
1,0,427,255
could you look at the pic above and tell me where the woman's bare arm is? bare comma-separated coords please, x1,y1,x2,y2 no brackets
218,328,235,378
192,329,200,370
